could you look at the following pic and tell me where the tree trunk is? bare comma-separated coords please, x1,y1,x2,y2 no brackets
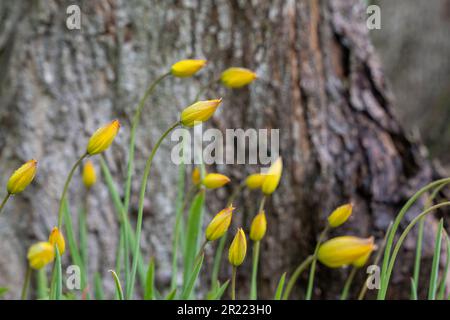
0,0,443,299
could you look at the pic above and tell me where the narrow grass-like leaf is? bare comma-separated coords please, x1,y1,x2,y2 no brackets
165,288,177,300
210,234,227,292
209,280,230,300
37,268,48,300
78,206,88,271
109,270,124,300
50,248,62,300
94,272,104,300
274,272,287,300
437,235,450,299
428,219,444,300
0,287,8,298
144,257,155,300
181,254,204,299
182,190,205,293
412,217,425,299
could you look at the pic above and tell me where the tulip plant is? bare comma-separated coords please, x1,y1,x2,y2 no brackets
0,59,449,301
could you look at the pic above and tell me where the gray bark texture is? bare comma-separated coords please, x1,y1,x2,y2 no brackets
0,0,446,299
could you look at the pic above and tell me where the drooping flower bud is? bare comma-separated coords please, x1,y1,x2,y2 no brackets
317,236,375,268
352,250,373,268
327,203,353,228
228,228,247,267
250,211,267,241
82,160,97,189
202,173,230,189
261,157,283,195
205,206,234,241
27,242,55,270
192,167,201,186
86,120,120,155
245,174,266,190
221,67,257,88
180,99,222,127
171,59,207,77
6,159,38,194
49,226,66,255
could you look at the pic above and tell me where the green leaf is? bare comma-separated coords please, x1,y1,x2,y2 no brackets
274,272,287,300
437,235,450,299
94,272,104,300
165,288,177,300
428,218,444,300
37,268,48,300
410,278,418,300
0,287,9,298
209,280,230,300
109,270,124,300
181,254,204,299
50,247,62,300
182,190,205,294
144,257,155,300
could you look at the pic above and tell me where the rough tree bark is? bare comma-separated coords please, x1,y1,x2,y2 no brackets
0,0,444,299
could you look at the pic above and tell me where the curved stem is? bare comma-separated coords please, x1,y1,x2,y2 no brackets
123,72,171,214
0,193,11,215
127,121,180,299
231,266,237,300
21,266,31,300
340,267,358,300
305,225,329,300
282,255,314,300
250,240,260,300
57,153,88,229
379,178,450,299
379,201,450,299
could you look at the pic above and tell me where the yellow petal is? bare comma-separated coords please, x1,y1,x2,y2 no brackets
180,99,222,127
171,59,207,77
317,236,375,268
48,226,66,255
327,203,353,228
202,173,230,189
228,228,247,267
250,211,267,241
82,160,97,188
86,120,120,155
261,157,283,195
192,167,201,186
245,174,266,190
205,206,234,241
221,67,257,88
7,159,38,194
27,242,55,270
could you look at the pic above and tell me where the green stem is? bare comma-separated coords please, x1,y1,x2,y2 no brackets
250,240,260,300
379,178,450,299
194,239,208,267
127,121,180,299
79,196,89,273
340,267,358,300
123,72,171,214
57,153,88,229
379,201,450,299
282,255,314,300
0,193,11,215
21,266,31,300
231,266,237,300
305,225,329,300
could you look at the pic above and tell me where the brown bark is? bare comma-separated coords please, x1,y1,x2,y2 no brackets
0,0,444,299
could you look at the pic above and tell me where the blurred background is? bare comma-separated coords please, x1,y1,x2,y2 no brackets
0,0,449,300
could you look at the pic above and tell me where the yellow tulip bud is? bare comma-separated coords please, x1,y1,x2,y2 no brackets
352,250,373,268
82,160,97,189
245,174,266,190
171,59,207,77
6,159,38,194
220,67,257,88
205,206,234,241
86,120,120,155
202,173,230,189
261,157,283,195
192,167,201,186
317,236,375,268
228,228,247,267
327,203,353,228
49,226,66,255
180,99,222,127
250,211,267,241
27,242,55,270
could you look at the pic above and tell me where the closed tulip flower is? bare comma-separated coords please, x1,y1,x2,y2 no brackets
82,160,97,189
49,227,66,255
171,59,207,77
86,120,120,155
180,99,222,127
205,206,234,241
27,242,55,270
6,159,38,194
245,173,266,190
202,173,230,189
228,228,247,267
327,203,353,228
192,167,201,186
352,250,373,268
250,211,267,241
317,236,375,268
221,67,257,88
261,157,283,195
